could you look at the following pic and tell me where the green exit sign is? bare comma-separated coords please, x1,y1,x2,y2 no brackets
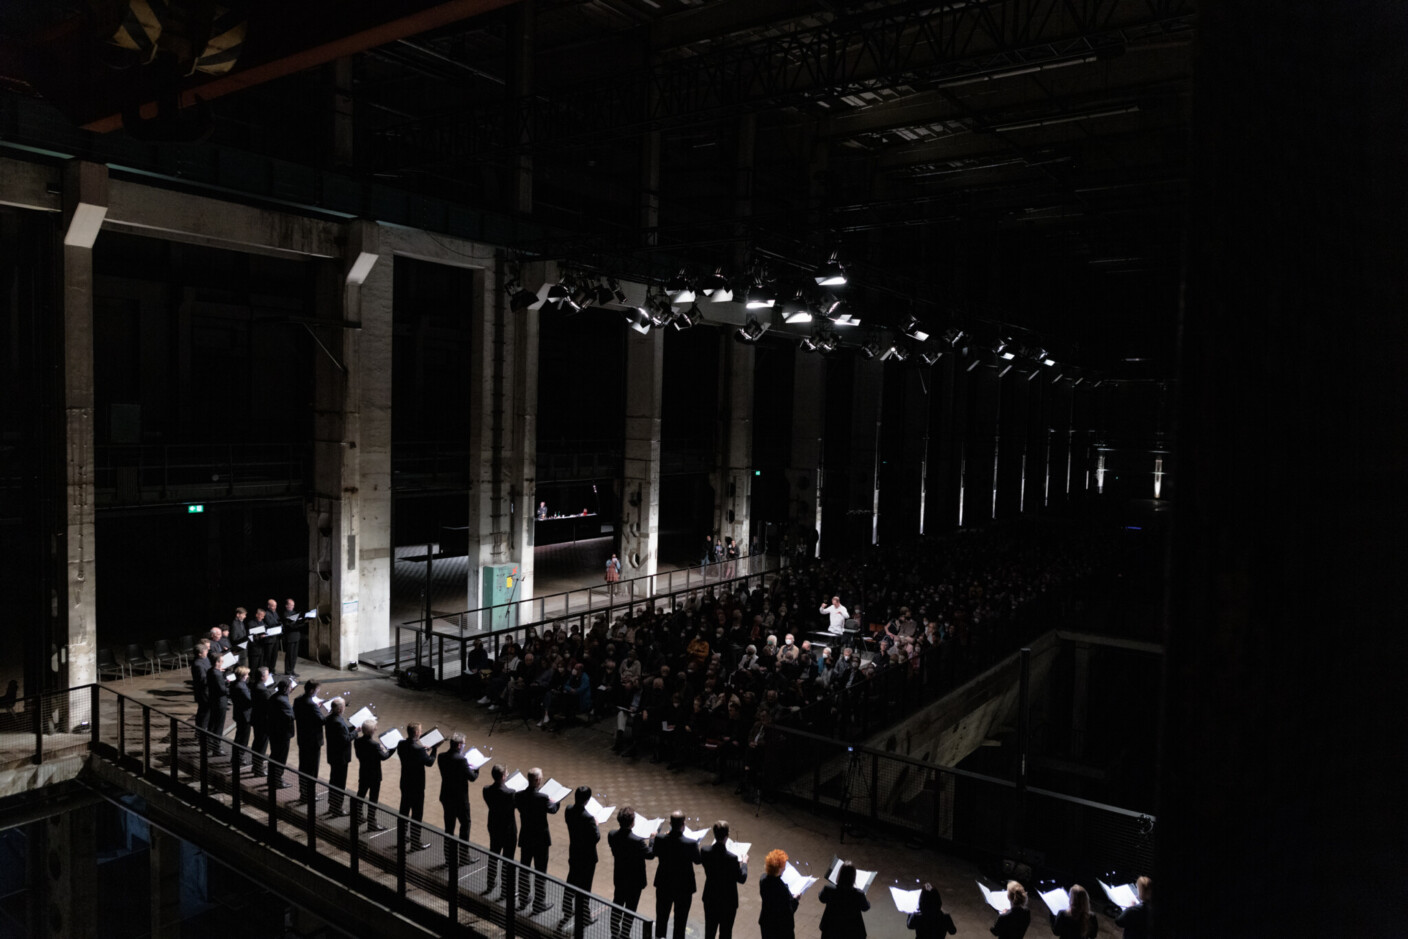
187,504,205,514
754,470,761,476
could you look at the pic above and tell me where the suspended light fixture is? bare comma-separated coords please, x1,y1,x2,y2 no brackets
859,340,882,359
799,335,819,353
665,270,696,305
672,303,701,331
919,350,943,366
701,268,733,302
814,251,847,287
734,317,769,343
745,281,776,309
506,280,537,312
901,315,930,342
623,307,653,335
780,289,812,324
879,344,908,362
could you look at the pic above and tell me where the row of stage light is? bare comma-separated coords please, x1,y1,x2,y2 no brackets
504,258,1095,383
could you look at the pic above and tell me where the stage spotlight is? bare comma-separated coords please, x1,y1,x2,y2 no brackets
591,281,616,306
506,280,537,312
735,317,769,343
672,303,701,330
623,307,653,335
943,328,966,347
745,282,776,309
814,251,847,287
799,335,819,353
859,340,881,359
993,337,1016,360
919,350,943,366
817,333,840,353
666,270,696,305
831,302,860,325
780,290,813,324
879,344,908,362
701,269,733,302
901,315,930,342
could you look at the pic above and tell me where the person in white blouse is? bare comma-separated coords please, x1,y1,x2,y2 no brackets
819,596,850,634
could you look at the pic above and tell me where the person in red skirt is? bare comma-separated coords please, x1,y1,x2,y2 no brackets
605,553,622,596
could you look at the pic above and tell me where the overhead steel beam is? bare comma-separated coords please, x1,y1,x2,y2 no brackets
83,0,524,133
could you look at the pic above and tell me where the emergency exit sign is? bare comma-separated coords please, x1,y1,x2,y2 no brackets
187,504,205,514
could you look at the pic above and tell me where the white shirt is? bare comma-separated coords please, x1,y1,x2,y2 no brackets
820,602,850,634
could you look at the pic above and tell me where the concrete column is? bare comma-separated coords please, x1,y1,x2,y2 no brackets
853,359,885,548
713,338,755,549
59,160,107,691
33,806,97,939
505,259,538,606
149,826,182,939
621,329,663,582
309,220,391,665
788,351,825,556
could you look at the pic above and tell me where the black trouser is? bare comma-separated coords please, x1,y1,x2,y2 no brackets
193,698,209,739
251,725,269,773
356,777,382,825
703,902,737,939
233,720,251,766
328,760,349,813
485,829,513,891
442,802,470,865
399,788,426,843
268,735,291,786
283,632,302,675
563,861,596,921
612,885,643,939
298,745,321,802
655,891,691,939
517,842,550,910
206,704,227,754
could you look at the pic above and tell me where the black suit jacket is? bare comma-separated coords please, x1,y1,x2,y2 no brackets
207,666,229,707
354,733,393,781
758,874,798,932
651,829,701,895
608,828,654,892
990,907,1030,939
396,739,435,792
250,682,271,731
229,617,248,646
191,657,211,703
268,693,295,739
230,679,253,724
818,885,870,938
324,715,355,765
482,782,518,841
437,751,478,806
293,693,325,748
700,842,747,909
564,802,601,866
514,786,559,849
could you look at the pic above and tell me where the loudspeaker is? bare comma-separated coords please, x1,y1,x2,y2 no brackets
400,665,434,690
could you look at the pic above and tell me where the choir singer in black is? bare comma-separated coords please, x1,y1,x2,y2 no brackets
608,807,654,939
652,810,702,939
480,764,517,898
437,732,478,869
561,785,600,928
700,820,747,939
396,722,441,850
514,767,560,914
324,697,355,817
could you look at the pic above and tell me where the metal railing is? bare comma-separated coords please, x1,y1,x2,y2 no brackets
71,686,655,939
761,723,1155,883
395,553,787,681
94,442,306,505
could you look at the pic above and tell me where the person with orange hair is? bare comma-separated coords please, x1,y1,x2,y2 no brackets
758,849,799,939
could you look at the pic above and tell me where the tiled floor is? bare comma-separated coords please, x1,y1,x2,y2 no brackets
108,660,1012,939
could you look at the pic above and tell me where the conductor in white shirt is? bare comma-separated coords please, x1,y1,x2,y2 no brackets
819,596,850,635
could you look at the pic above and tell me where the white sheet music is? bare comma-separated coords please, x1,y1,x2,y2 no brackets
504,771,529,792
1039,887,1070,916
631,815,662,839
266,626,284,637
1099,880,1139,910
419,728,445,749
311,695,329,714
977,882,1011,912
781,863,817,898
235,642,248,650
262,675,275,688
683,826,708,843
304,608,317,619
585,797,615,824
379,728,405,749
725,839,750,860
890,887,921,914
249,626,267,636
826,858,877,893
466,747,491,770
225,672,236,682
219,652,238,670
539,778,571,804
348,706,374,728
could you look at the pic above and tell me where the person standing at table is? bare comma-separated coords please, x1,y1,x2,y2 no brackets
230,666,253,767
700,820,747,939
1051,884,1099,939
990,880,1031,939
293,679,326,804
818,862,870,939
906,883,956,938
266,678,295,789
396,722,441,850
353,717,393,831
324,697,356,817
561,785,601,928
537,501,549,520
480,764,517,897
437,732,478,868
608,807,655,939
653,810,702,939
758,849,798,939
514,767,560,914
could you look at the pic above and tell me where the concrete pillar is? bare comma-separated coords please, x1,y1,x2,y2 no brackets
149,826,182,939
33,806,97,939
506,262,539,606
853,359,885,548
309,220,391,665
621,329,663,582
788,351,825,556
59,160,107,691
713,338,754,549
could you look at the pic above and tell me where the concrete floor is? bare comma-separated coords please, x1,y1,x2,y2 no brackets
103,659,1019,939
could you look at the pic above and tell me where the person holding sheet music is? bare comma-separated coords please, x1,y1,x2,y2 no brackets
267,678,295,789
608,807,655,939
653,810,702,939
700,820,747,939
758,849,799,939
906,884,957,939
353,718,393,830
437,732,478,868
1051,885,1098,939
293,680,326,804
324,698,355,817
561,785,601,927
279,598,303,677
247,607,273,672
209,625,231,658
230,666,253,767
396,722,441,850
514,767,561,914
480,764,517,897
819,862,871,939
990,881,1031,939
206,650,230,756
1113,877,1151,939
229,608,248,666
